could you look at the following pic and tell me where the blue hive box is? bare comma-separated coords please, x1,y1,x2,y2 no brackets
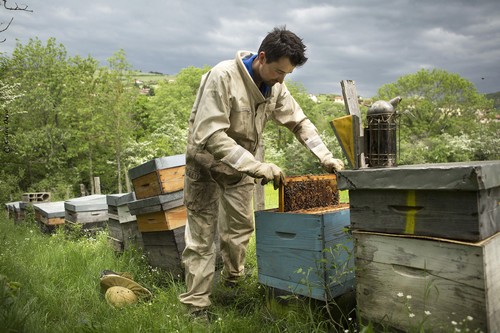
255,206,354,301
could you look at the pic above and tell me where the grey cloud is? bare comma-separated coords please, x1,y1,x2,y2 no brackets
2,0,499,96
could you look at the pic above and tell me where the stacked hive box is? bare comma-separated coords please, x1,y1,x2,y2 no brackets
64,194,108,233
106,192,142,252
255,174,354,301
4,201,22,222
127,154,187,277
33,201,65,233
338,160,500,332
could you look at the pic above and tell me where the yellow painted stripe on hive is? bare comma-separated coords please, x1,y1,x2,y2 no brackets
404,190,417,234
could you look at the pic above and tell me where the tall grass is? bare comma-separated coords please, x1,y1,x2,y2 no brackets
0,205,357,333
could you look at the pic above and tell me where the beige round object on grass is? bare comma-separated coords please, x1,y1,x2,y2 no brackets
105,286,138,308
100,273,152,308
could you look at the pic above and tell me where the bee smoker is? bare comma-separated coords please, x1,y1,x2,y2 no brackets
364,96,402,167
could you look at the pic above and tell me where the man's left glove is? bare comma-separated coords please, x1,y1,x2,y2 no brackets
321,157,345,173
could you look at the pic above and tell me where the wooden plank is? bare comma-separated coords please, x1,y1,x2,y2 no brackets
136,206,187,232
484,234,500,333
340,80,365,168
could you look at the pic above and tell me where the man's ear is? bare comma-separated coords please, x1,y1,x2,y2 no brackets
257,51,266,64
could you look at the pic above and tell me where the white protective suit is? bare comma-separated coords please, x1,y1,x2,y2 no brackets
179,51,339,309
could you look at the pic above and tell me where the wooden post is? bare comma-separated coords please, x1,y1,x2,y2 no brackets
80,184,87,197
341,80,366,168
94,177,101,194
253,141,265,211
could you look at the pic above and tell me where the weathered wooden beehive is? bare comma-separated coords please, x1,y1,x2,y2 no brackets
64,194,108,232
126,190,186,275
256,174,354,301
4,201,22,221
140,227,186,278
338,160,500,332
106,192,142,252
18,201,32,221
128,190,185,232
127,155,190,277
128,154,186,200
33,201,65,233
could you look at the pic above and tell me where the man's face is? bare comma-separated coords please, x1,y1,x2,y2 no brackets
258,53,295,87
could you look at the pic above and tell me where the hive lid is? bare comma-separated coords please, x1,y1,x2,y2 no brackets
106,192,136,206
127,190,184,215
4,201,21,209
128,154,186,180
338,160,500,190
33,201,65,218
64,194,108,211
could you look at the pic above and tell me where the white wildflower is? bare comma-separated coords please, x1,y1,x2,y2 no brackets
406,295,412,299
424,310,431,315
397,292,404,297
409,313,415,318
467,316,473,321
451,321,458,325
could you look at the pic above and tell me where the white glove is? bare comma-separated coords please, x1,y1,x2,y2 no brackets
321,157,344,173
250,163,285,190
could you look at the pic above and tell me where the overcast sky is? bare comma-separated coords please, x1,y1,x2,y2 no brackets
1,0,499,97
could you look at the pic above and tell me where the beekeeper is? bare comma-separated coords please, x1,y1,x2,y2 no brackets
180,26,344,318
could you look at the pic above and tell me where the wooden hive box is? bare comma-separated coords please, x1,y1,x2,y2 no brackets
257,173,353,301
255,174,354,300
18,201,33,221
255,205,354,301
106,192,136,223
33,201,65,233
338,160,500,242
64,195,108,231
128,191,186,232
106,193,142,251
4,201,22,221
354,230,500,332
140,227,186,278
128,154,186,200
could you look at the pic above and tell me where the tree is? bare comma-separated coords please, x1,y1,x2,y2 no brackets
376,69,498,163
1,38,72,190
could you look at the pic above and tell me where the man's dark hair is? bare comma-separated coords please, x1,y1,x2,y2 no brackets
258,26,308,67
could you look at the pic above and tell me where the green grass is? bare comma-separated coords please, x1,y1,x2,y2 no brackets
0,207,359,333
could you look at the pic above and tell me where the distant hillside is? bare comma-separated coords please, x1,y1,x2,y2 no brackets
486,91,500,110
127,71,175,86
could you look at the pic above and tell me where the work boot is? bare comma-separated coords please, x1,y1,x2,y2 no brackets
219,267,254,288
187,306,210,324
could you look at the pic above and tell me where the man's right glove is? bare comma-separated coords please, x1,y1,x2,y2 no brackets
249,162,286,190
321,157,345,173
